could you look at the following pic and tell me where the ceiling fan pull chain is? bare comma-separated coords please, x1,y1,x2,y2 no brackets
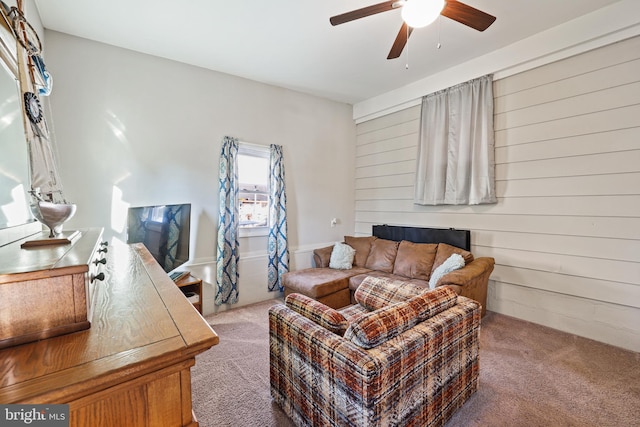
405,23,410,69
437,15,442,49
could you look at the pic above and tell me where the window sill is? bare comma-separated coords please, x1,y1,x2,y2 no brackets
239,226,269,238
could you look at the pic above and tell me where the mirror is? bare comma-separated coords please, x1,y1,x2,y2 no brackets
0,58,34,229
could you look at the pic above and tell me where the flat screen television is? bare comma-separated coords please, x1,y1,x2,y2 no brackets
126,203,191,273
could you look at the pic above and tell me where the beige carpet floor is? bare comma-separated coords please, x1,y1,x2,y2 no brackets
191,299,640,427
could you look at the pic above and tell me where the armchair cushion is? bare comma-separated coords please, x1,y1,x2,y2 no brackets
345,286,458,349
354,275,427,311
285,293,349,336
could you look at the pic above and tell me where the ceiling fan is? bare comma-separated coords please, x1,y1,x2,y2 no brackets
330,0,496,60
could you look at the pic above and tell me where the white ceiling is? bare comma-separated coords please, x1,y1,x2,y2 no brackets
33,0,623,105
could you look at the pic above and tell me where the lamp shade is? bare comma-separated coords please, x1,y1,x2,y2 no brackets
401,0,445,28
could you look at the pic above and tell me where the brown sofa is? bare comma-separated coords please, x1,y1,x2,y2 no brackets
282,235,495,316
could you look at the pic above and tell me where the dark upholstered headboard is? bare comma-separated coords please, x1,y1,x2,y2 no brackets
372,225,471,251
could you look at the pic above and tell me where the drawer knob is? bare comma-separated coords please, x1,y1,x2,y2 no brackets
91,272,105,282
98,247,108,254
93,258,107,266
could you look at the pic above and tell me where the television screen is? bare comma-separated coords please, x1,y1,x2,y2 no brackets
126,203,191,273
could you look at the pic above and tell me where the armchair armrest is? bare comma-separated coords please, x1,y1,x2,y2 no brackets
269,304,376,425
313,245,334,268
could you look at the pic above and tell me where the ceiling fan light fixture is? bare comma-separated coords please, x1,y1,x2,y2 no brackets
401,0,445,28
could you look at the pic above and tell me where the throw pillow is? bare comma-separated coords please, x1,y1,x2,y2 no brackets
355,276,426,311
429,253,465,289
329,242,356,269
285,293,349,336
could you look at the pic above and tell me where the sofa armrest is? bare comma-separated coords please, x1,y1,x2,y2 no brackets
437,257,494,286
313,245,334,268
437,257,495,316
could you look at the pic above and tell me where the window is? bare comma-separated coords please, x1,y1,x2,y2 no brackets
238,143,269,237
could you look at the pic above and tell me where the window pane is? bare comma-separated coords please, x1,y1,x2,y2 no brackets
238,152,269,228
238,154,268,185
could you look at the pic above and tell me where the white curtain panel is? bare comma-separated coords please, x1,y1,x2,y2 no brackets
414,74,497,205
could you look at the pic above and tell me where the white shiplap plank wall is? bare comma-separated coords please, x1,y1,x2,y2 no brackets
354,36,640,352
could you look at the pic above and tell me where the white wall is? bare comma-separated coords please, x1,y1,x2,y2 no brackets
353,36,640,352
43,31,356,315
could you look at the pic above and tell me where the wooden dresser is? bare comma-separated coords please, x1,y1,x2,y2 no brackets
0,233,219,426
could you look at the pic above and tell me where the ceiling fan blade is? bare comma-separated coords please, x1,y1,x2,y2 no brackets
441,0,496,31
330,1,398,26
387,22,413,59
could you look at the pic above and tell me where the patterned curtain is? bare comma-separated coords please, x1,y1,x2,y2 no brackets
163,205,184,271
215,136,240,305
267,144,289,292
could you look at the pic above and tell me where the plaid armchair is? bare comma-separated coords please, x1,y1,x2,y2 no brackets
269,276,481,427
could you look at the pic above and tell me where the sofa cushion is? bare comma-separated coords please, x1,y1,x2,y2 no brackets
283,267,370,299
364,238,399,273
432,243,474,272
354,276,427,311
393,241,438,281
285,293,349,336
329,242,356,270
344,236,377,267
429,253,465,288
345,286,458,349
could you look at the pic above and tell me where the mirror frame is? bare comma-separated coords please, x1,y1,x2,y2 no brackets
0,5,40,247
